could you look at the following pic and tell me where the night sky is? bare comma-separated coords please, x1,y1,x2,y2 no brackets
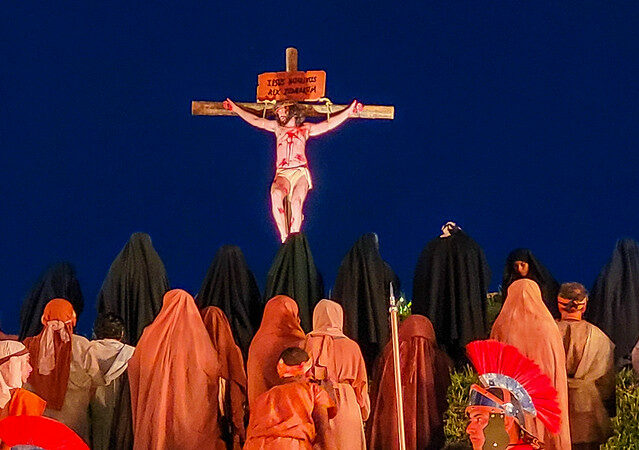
2,2,638,335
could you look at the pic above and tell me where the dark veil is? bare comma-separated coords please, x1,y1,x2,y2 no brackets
197,245,262,357
332,233,400,371
96,232,169,345
501,248,560,318
264,233,324,332
587,238,639,363
19,262,84,340
412,227,490,362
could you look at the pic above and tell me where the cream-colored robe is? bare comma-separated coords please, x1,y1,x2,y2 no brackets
89,339,135,450
557,319,615,445
32,335,110,442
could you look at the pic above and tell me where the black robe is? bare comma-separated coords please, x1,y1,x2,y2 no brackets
501,248,560,318
19,262,84,340
96,232,169,345
412,229,490,362
197,245,262,357
587,238,639,363
332,233,400,371
264,233,324,332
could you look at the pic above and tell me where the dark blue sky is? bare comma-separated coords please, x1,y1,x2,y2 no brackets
2,2,638,335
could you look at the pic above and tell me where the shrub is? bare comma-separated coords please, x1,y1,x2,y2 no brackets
444,365,477,448
603,368,639,449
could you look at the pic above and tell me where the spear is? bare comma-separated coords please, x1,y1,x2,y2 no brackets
389,283,407,450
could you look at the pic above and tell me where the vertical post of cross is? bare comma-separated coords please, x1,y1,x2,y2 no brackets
286,47,298,72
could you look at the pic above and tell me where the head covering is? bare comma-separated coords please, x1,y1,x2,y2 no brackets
128,289,223,449
19,262,83,340
200,306,247,445
246,295,305,407
333,233,400,371
276,358,312,378
197,245,262,357
502,248,560,317
23,299,76,411
96,233,169,345
307,300,347,374
264,233,324,332
0,341,30,408
588,238,639,362
490,279,571,449
367,315,452,450
412,227,491,362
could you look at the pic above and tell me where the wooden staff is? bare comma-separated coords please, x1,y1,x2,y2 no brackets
389,284,407,450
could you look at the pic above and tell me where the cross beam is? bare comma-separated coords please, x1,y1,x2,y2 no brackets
191,47,395,120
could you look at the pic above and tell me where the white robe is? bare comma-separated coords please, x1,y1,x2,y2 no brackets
89,339,135,450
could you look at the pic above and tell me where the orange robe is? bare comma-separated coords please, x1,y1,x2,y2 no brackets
305,299,370,450
244,380,335,450
0,388,46,419
0,389,46,450
491,279,571,450
247,296,305,407
129,289,225,450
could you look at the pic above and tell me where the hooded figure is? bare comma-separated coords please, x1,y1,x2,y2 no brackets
412,224,490,362
246,296,306,408
367,315,452,450
96,233,169,345
24,299,108,442
490,279,571,450
588,238,639,364
19,262,84,340
197,245,262,357
305,300,370,449
201,306,248,448
332,233,400,371
502,249,560,318
128,289,224,450
88,314,135,450
0,341,45,420
264,233,324,332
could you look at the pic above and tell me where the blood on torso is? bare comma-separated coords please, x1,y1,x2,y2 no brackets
275,124,310,169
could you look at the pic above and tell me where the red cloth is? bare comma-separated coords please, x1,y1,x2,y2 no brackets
247,295,305,407
0,415,88,450
128,289,224,449
23,298,76,410
367,315,452,450
244,380,335,449
201,306,247,443
491,279,571,450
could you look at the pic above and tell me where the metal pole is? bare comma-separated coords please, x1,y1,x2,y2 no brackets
389,284,407,450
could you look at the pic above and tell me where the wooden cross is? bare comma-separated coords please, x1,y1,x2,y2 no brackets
191,48,395,120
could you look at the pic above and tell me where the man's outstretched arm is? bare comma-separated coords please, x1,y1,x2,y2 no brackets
223,98,276,132
308,100,363,137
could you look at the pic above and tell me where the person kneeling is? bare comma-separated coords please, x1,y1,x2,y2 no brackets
244,347,336,449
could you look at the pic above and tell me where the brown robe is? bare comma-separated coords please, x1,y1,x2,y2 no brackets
367,315,451,450
557,319,615,446
201,306,248,448
491,279,571,450
305,299,370,449
246,296,305,408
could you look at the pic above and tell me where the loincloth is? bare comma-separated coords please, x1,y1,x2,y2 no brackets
274,166,313,193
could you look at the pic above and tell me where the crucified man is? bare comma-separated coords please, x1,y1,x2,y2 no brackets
223,98,363,242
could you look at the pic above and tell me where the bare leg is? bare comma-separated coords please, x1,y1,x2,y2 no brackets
271,176,290,243
289,177,309,234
